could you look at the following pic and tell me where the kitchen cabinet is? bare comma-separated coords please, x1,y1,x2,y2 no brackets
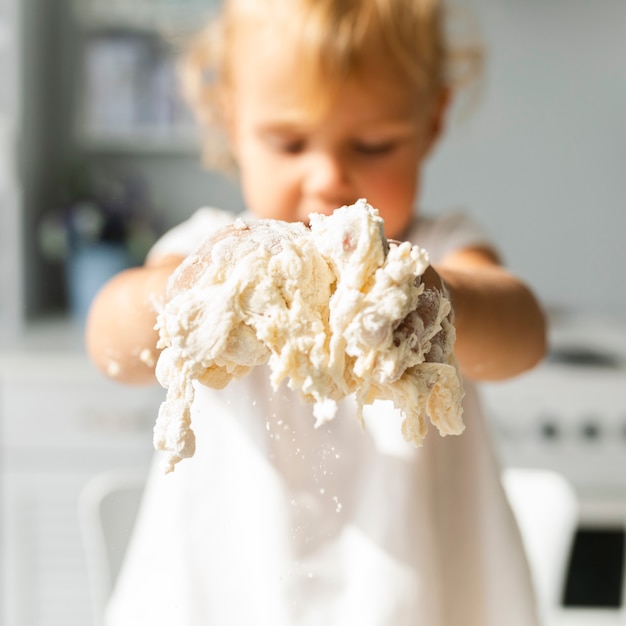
72,0,219,153
0,320,163,626
12,0,236,322
0,0,22,339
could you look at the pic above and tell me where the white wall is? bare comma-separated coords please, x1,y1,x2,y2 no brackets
422,0,626,316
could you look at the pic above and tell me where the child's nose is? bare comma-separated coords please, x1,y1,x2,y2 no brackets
303,150,353,201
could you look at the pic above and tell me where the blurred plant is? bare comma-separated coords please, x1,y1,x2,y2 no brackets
38,163,161,265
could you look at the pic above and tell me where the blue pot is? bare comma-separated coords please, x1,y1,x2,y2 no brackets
66,243,132,322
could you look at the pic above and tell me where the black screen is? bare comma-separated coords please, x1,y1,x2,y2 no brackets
562,526,625,608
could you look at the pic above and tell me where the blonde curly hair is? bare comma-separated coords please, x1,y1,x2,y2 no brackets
179,0,483,170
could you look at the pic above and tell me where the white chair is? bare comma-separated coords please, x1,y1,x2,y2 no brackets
78,469,147,626
502,468,579,624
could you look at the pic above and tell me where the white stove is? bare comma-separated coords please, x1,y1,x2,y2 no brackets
480,313,626,625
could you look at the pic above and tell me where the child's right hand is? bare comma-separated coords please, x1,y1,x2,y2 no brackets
85,254,184,385
166,224,245,294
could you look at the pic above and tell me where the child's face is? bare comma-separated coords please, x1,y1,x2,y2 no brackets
226,31,443,239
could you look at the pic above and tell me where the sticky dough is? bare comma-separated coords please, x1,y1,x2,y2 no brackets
154,199,465,472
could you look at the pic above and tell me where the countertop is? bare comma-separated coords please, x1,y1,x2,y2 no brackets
0,316,109,380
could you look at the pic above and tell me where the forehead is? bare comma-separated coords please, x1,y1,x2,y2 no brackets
229,24,420,127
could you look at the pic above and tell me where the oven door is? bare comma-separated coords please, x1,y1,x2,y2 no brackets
552,499,626,626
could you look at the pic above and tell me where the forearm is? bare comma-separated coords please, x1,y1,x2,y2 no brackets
438,264,547,381
85,255,183,384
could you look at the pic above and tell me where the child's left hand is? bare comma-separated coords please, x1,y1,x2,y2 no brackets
424,246,547,381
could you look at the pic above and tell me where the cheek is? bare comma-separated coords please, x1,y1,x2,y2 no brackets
238,155,301,220
366,147,419,191
363,167,420,238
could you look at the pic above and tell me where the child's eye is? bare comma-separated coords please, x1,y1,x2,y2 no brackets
263,133,306,155
281,139,306,154
353,141,395,156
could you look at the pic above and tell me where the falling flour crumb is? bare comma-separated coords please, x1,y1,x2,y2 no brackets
153,199,465,472
106,360,121,378
139,348,156,368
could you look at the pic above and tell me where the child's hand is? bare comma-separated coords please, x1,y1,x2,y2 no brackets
85,253,184,384
167,223,245,294
427,247,547,380
419,264,446,297
389,261,455,367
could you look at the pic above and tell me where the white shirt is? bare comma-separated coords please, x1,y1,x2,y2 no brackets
106,207,539,626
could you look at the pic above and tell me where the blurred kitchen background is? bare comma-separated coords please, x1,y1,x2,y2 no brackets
1,0,625,625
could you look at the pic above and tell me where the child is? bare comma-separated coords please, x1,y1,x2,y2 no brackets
86,0,547,624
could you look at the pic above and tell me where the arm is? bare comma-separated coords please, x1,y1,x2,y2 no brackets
431,247,547,381
85,254,184,384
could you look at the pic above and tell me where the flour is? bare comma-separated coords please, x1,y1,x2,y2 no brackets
153,199,465,472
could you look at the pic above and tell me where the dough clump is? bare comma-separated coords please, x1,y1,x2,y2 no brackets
154,199,464,472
